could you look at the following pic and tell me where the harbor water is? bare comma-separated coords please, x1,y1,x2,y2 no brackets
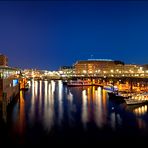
0,80,148,145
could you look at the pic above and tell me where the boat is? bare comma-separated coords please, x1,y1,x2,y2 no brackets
124,99,148,105
108,92,126,104
66,80,101,87
120,92,148,100
67,80,92,86
103,85,118,92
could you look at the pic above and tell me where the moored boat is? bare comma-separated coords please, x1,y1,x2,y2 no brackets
124,99,148,105
66,80,101,87
107,92,126,104
67,80,92,86
103,85,118,92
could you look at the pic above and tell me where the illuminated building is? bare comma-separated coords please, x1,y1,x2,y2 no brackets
73,59,124,76
59,59,148,78
59,66,75,77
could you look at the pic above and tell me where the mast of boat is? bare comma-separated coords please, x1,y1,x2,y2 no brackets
112,81,115,93
112,80,118,95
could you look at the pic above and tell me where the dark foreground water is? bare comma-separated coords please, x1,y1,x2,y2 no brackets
0,80,148,145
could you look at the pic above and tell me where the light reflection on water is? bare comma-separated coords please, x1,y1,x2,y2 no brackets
126,103,148,116
2,80,148,144
133,105,147,116
58,80,63,126
94,87,104,128
82,89,88,128
39,80,42,116
17,90,26,136
17,81,148,129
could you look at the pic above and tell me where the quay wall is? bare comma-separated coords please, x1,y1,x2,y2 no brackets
0,78,19,106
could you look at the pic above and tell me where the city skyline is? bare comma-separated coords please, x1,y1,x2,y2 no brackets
0,0,148,70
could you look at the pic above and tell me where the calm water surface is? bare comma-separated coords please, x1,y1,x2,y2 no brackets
0,80,148,145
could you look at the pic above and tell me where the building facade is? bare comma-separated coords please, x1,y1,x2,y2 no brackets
72,59,147,77
73,59,124,76
59,66,74,77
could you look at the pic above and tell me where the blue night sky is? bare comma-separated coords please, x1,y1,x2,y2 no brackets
0,0,148,70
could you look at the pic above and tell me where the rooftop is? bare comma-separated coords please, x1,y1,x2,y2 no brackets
87,59,113,61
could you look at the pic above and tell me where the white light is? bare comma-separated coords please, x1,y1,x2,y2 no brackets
83,70,86,73
88,59,113,61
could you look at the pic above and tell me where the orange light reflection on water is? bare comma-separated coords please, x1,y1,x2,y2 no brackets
81,86,108,128
18,90,26,135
